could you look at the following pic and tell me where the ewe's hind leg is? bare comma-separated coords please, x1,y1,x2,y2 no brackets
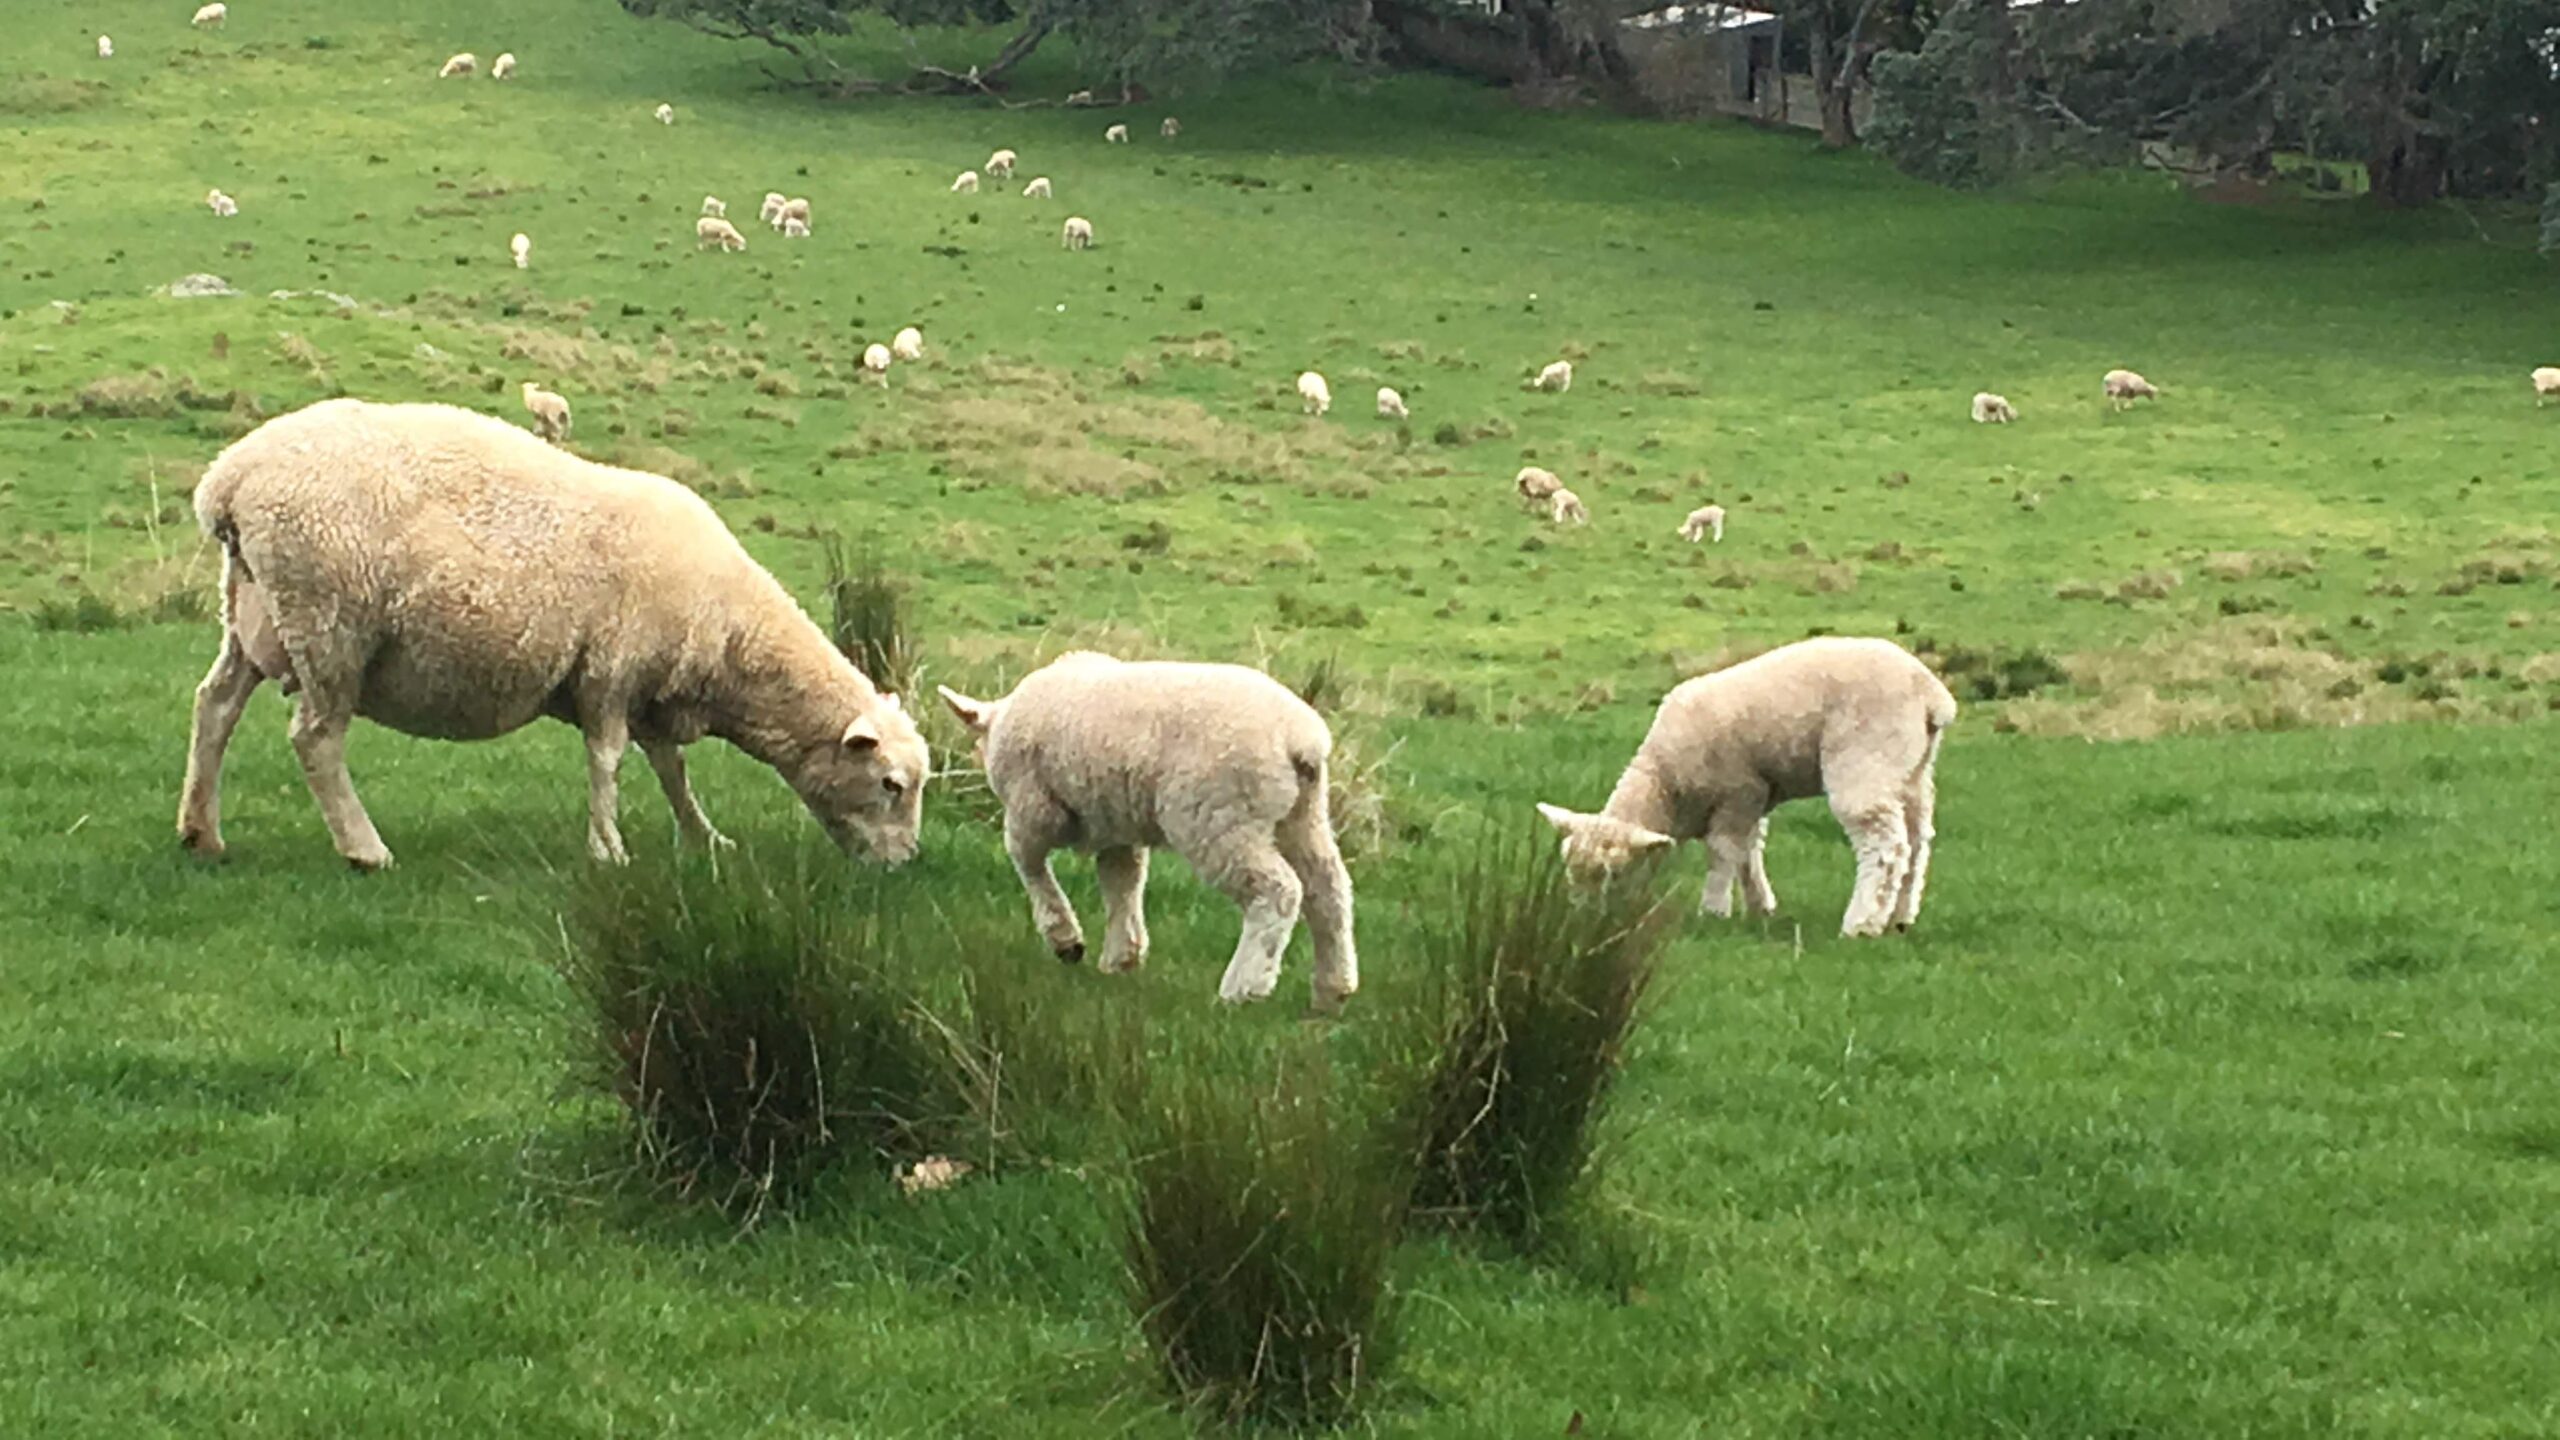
287,688,392,871
1742,817,1779,916
1094,846,1151,974
640,740,731,850
1192,837,1304,1005
582,717,631,864
1277,807,1357,1013
177,635,265,856
1829,794,1911,939
1889,768,1939,931
1004,809,1085,962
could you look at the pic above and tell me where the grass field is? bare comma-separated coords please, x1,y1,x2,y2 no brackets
6,0,2560,1434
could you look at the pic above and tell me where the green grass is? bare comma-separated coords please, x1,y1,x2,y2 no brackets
6,0,2560,1433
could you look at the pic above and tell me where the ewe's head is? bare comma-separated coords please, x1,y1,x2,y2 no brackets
1536,802,1674,882
788,692,930,867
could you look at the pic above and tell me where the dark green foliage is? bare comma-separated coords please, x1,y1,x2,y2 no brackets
30,592,129,634
1920,640,2068,702
824,536,924,698
1404,839,1673,1248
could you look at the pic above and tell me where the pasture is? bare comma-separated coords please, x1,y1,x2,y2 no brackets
4,0,2560,1433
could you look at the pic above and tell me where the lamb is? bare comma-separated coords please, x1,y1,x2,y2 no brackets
695,216,746,252
891,326,925,363
781,216,809,238
1549,488,1589,526
1514,465,1563,504
205,188,238,218
1022,176,1052,199
951,170,980,194
1678,503,1725,543
520,381,571,440
985,148,1017,180
1377,386,1408,421
1160,117,1181,138
1105,123,1130,144
1296,370,1332,416
98,35,113,58
438,53,476,79
1970,391,2017,424
862,343,893,386
1065,88,1095,105
938,653,1358,1012
510,232,531,269
776,196,810,232
192,3,226,26
1062,215,1094,250
2532,367,2560,405
653,103,674,124
178,398,930,870
1530,359,1574,394
490,52,516,80
758,192,786,225
1535,636,1956,939
2102,368,2159,410
701,195,726,218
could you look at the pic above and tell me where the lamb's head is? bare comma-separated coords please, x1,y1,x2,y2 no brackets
781,693,930,865
1535,802,1674,881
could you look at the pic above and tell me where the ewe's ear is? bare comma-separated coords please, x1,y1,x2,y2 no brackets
1630,827,1677,854
881,691,904,713
937,685,994,734
842,715,881,751
1535,802,1587,835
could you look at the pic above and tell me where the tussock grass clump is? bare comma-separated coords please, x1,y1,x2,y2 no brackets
825,537,924,697
1404,840,1674,1247
1121,1050,1407,1429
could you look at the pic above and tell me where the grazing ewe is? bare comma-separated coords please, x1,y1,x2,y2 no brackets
776,196,810,232
1536,636,1956,938
701,195,726,218
862,343,893,386
192,3,226,27
781,216,809,238
205,188,238,218
891,326,925,363
1022,176,1052,199
1515,465,1563,504
509,232,530,269
653,102,674,124
2102,368,2159,410
1297,370,1332,417
98,35,113,58
1549,488,1589,526
520,381,570,440
1161,117,1181,138
951,170,980,194
695,216,746,252
986,148,1017,180
179,399,930,869
1970,391,2017,424
1678,504,1725,543
758,192,786,225
1377,386,1408,421
490,52,516,80
1062,215,1094,250
1531,359,1574,393
939,653,1358,1012
438,53,476,78
2532,367,2560,406
1105,123,1130,144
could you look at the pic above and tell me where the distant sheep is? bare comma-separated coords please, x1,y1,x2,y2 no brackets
1377,386,1408,421
758,192,786,225
1105,123,1130,144
1065,88,1095,105
1549,488,1589,526
1161,117,1181,138
97,35,113,58
951,170,980,194
701,195,726,218
695,216,746,251
1022,176,1052,199
1530,359,1573,393
438,53,476,78
653,102,674,125
2533,367,2560,406
1970,392,2016,424
520,381,570,440
2102,368,2159,410
939,653,1358,1012
862,343,893,386
491,52,516,80
1537,637,1956,939
776,196,810,232
986,148,1017,180
1678,504,1725,544
781,216,809,238
891,326,925,363
1297,370,1331,417
206,188,238,218
1062,215,1093,250
510,232,530,269
1514,465,1563,504
192,3,226,27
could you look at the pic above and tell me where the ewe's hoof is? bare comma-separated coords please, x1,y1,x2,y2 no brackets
345,849,395,873
178,827,225,859
1055,941,1086,965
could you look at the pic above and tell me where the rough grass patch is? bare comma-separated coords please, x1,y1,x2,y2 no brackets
825,537,925,697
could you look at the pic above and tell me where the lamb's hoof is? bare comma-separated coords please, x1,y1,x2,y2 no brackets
178,826,225,859
1098,947,1146,976
1304,991,1353,1021
1055,940,1086,965
344,848,394,874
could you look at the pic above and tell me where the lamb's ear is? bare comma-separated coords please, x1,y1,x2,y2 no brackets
842,715,882,752
937,685,995,735
1535,802,1590,835
881,691,904,713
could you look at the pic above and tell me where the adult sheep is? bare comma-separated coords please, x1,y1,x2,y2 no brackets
1536,637,1954,938
939,653,1358,1013
177,399,930,870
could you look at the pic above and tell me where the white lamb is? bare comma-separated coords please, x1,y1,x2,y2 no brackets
179,399,929,870
1531,359,1574,393
781,216,809,238
1514,465,1563,504
776,196,810,232
695,216,746,252
986,148,1017,180
206,188,238,218
2532,366,2560,405
1065,89,1095,105
2102,368,2159,410
1297,371,1331,417
1678,504,1725,543
891,326,925,363
520,381,570,440
438,53,476,79
1970,391,2017,424
1022,176,1052,199
510,232,531,269
1549,488,1589,526
939,653,1358,1012
951,170,980,194
192,3,226,27
701,195,726,218
1105,123,1130,144
1377,386,1408,421
98,35,114,58
1536,636,1956,939
653,103,674,125
1062,216,1093,250
491,52,517,80
1161,117,1181,138
758,192,786,225
862,343,893,386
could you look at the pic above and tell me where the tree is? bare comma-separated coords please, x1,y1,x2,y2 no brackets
1771,0,1936,148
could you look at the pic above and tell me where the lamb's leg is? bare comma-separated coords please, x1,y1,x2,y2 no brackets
1890,767,1939,931
177,633,265,857
287,692,392,872
583,717,631,864
640,740,730,850
1277,808,1357,1014
1830,796,1911,939
1743,816,1779,916
1195,838,1303,1005
1094,845,1150,974
1700,822,1750,919
1005,817,1085,962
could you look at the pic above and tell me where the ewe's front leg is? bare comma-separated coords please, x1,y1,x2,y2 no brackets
1006,823,1085,963
1094,846,1150,974
178,636,265,857
583,720,631,864
640,740,731,850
